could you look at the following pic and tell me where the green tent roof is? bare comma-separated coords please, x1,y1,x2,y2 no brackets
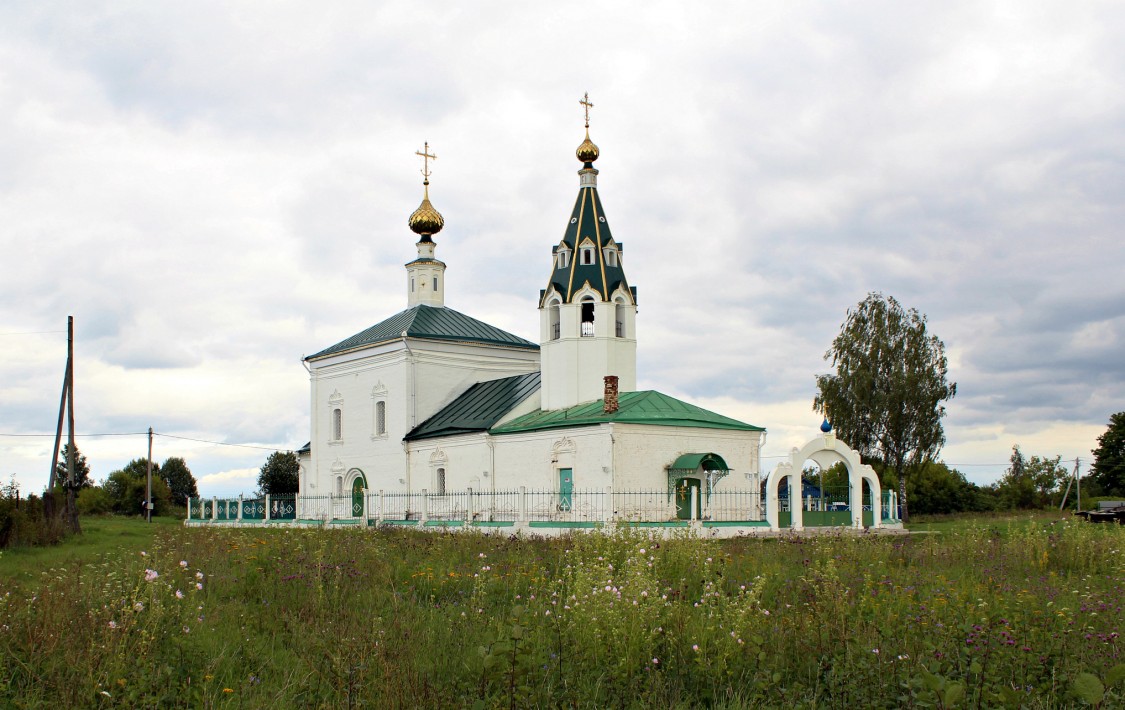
405,372,540,441
307,305,538,360
490,390,764,435
540,179,636,306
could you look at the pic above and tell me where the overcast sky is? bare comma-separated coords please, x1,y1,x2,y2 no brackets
2,1,1122,498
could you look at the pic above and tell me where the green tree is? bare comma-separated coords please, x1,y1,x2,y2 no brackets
1090,411,1125,496
103,459,171,515
814,292,957,522
901,462,994,515
55,444,92,489
160,457,199,506
257,451,299,495
996,445,1069,509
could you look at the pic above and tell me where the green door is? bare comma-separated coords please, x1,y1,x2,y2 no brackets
351,476,367,517
558,468,573,511
675,478,701,520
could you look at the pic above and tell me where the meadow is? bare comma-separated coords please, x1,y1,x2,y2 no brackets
1,514,1122,708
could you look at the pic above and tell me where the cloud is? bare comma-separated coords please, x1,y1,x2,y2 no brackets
2,0,1124,496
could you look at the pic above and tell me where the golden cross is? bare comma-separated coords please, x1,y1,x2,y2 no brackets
580,92,594,128
415,142,436,180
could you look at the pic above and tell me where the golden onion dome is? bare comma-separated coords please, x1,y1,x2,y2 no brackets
408,181,444,237
576,128,600,164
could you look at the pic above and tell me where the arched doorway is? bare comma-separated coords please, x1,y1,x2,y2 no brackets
348,469,368,517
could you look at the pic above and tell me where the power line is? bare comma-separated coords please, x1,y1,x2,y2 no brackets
0,430,284,452
154,433,283,452
0,432,147,438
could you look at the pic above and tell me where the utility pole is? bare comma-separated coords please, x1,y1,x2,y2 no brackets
146,427,153,523
1059,457,1082,513
65,316,79,532
47,316,79,533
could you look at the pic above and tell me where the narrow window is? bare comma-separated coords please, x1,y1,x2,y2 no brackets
605,248,617,267
581,301,595,337
436,467,447,496
433,277,438,291
558,249,570,268
581,248,593,265
615,303,626,338
336,476,343,496
332,408,342,441
376,400,386,435
411,277,415,292
549,302,561,340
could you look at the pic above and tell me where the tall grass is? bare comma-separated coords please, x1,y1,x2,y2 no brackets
1,516,1122,707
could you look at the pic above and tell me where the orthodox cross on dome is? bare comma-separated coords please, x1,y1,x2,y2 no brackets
580,92,594,128
415,142,436,183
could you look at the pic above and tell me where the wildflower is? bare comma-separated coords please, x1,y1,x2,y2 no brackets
175,590,184,600
108,620,117,629
140,551,146,557
144,569,159,582
183,626,190,633
872,648,880,654
179,560,188,568
133,602,144,612
762,609,770,616
196,583,203,591
223,688,233,693
652,658,659,665
692,644,700,652
639,548,646,554
195,571,204,580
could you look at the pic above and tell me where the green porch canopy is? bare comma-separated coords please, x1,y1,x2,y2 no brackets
666,452,732,490
667,452,730,473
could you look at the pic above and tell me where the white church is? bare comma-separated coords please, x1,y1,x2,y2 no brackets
295,103,769,522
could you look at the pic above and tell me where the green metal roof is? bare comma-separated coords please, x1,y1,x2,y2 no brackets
668,452,731,471
490,390,764,435
307,305,538,360
405,372,541,441
541,181,636,306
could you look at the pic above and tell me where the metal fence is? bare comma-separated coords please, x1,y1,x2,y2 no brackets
188,486,765,524
185,485,899,526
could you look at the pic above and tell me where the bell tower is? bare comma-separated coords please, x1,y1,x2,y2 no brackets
538,94,637,410
405,142,446,308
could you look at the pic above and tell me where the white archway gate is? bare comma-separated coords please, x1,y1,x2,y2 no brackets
765,431,882,531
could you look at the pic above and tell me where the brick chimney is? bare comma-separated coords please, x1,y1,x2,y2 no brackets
603,375,619,414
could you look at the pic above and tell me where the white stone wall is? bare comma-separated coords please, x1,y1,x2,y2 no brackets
306,338,538,495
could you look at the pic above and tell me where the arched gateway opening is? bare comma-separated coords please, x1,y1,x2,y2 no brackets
764,428,882,531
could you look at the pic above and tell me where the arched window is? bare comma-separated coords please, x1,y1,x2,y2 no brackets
375,400,386,435
580,299,595,337
436,467,447,496
615,301,627,338
433,277,438,291
604,247,618,267
557,247,571,269
549,301,561,340
581,247,594,265
332,408,342,441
